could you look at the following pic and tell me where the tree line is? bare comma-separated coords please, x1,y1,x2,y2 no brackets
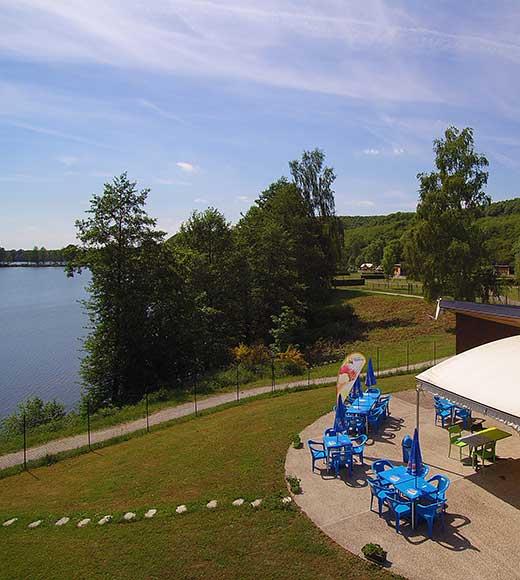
0,246,73,265
58,128,516,410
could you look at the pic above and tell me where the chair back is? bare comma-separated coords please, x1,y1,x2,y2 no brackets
352,434,368,448
372,458,394,475
324,428,337,437
448,425,461,442
367,387,381,397
428,474,450,497
385,495,411,513
307,439,324,458
367,477,389,496
329,444,352,466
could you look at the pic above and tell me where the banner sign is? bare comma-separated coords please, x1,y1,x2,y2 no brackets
336,352,366,399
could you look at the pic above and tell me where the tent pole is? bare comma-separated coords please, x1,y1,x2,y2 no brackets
415,383,421,432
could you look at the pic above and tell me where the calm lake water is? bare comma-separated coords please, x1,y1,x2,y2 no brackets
0,267,90,417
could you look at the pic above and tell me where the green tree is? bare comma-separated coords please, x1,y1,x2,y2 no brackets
404,126,498,301
69,173,179,408
514,239,520,284
381,239,402,276
270,306,305,352
289,148,343,273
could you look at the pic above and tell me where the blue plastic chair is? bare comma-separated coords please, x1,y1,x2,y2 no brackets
324,428,339,437
414,464,430,479
367,387,381,397
329,445,353,477
368,408,385,431
424,474,450,503
454,407,471,430
416,501,445,538
434,403,451,428
345,414,366,436
384,496,412,534
351,434,368,464
367,477,395,516
372,459,394,482
307,440,327,472
379,395,391,417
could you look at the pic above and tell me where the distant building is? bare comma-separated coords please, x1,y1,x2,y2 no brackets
494,264,513,277
438,299,520,353
359,263,374,271
393,263,403,277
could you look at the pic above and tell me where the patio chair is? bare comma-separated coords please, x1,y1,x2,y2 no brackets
384,495,412,535
434,403,451,428
454,407,472,430
416,464,430,478
367,387,381,398
473,441,496,466
372,458,394,481
424,474,450,504
379,395,391,417
448,425,468,460
416,501,445,538
350,434,368,464
367,477,395,516
329,445,353,478
307,439,327,472
368,407,385,432
345,415,366,436
324,428,339,437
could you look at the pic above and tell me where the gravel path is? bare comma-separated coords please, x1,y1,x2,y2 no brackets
0,358,447,471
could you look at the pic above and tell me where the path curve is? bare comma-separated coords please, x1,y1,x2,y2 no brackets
0,358,446,471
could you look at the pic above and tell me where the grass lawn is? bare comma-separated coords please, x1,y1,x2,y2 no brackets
0,289,453,457
0,375,414,579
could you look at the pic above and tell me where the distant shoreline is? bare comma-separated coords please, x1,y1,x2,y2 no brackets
0,263,66,268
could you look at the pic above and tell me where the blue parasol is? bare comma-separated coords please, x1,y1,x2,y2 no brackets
365,358,377,387
407,428,424,479
334,394,346,432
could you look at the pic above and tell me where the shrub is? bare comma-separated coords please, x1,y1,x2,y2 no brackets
292,434,303,449
232,343,270,370
361,543,387,564
148,387,170,403
276,346,307,376
1,397,66,435
286,475,302,494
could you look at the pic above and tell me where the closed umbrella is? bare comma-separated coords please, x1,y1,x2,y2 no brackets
365,358,377,387
351,376,363,399
334,394,346,433
407,428,424,478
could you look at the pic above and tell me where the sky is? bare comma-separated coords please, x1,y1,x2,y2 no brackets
1,0,520,248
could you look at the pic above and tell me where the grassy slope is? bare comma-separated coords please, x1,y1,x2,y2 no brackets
0,375,414,580
0,289,453,457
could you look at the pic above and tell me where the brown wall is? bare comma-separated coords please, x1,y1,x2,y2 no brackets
456,313,520,353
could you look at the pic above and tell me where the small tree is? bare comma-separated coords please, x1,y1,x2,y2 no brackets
404,127,498,301
270,306,305,352
381,239,402,277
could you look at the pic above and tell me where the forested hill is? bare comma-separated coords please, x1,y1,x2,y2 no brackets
340,197,520,268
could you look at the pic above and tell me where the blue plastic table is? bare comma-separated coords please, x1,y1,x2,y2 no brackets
378,465,414,486
346,395,378,431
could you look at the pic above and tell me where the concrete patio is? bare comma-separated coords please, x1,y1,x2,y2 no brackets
286,389,520,580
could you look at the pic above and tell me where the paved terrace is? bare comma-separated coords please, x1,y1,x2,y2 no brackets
286,390,520,580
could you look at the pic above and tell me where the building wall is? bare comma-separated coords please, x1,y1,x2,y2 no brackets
456,313,520,353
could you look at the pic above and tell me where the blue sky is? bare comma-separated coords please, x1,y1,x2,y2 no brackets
1,1,520,248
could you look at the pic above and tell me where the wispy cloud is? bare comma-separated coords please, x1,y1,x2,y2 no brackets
194,197,209,203
56,155,79,166
176,161,196,173
236,195,250,202
154,178,176,185
363,148,380,156
137,99,183,123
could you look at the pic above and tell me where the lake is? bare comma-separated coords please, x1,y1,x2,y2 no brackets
0,267,90,417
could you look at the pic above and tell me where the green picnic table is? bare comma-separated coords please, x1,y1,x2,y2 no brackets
458,427,512,468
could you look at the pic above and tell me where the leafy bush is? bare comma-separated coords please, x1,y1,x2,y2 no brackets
148,387,170,403
270,306,305,352
361,543,387,564
276,346,307,375
1,397,66,435
232,343,271,370
286,475,302,494
292,434,303,449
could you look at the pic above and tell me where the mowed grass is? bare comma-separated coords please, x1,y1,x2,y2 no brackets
0,375,414,580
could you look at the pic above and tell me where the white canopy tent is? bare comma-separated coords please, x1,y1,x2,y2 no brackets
416,335,520,431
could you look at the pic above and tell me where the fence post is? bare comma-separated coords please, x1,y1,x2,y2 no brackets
376,347,380,377
193,379,198,416
87,400,92,451
236,364,240,402
433,341,437,366
23,412,27,471
271,355,275,393
406,342,410,372
145,389,150,433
